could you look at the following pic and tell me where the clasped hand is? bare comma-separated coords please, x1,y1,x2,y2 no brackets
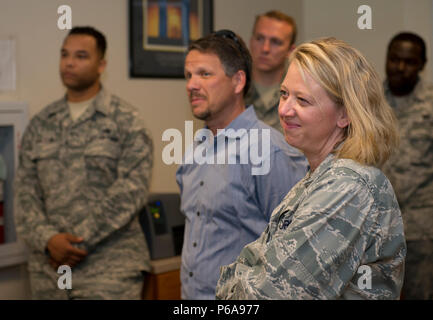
47,233,88,270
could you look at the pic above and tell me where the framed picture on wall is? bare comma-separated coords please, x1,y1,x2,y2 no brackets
129,0,213,78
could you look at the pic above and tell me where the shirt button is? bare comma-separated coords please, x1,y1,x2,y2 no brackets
197,211,200,217
189,272,193,277
200,181,204,186
193,242,197,247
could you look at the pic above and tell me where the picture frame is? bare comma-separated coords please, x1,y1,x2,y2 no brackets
129,0,213,78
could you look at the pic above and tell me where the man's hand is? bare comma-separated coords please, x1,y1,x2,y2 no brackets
46,233,88,269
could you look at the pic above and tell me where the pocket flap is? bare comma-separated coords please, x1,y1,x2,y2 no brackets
84,139,121,159
32,142,59,160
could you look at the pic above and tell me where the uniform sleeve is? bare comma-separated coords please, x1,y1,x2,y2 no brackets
14,121,59,253
72,118,153,252
216,175,377,299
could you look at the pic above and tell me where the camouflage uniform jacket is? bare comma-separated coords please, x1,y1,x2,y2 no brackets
216,154,406,299
245,82,283,135
14,88,153,275
382,79,433,241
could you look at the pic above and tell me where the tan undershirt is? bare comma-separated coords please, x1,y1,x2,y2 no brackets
68,97,95,122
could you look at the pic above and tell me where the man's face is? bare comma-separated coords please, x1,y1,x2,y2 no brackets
250,16,294,74
386,40,425,96
184,50,238,122
60,34,105,91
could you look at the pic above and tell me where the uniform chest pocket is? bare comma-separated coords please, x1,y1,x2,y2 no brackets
33,142,62,191
84,139,121,186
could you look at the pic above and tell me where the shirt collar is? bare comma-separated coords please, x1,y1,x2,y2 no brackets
384,77,426,107
61,85,109,115
195,106,259,143
86,86,109,116
303,153,335,186
223,105,258,132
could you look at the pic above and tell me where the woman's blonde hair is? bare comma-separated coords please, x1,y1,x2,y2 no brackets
289,37,398,167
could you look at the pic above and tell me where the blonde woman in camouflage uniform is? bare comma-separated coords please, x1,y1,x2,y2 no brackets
216,38,406,299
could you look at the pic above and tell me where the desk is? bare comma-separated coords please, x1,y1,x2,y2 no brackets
142,255,181,300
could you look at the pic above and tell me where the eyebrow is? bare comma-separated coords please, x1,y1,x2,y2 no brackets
61,48,89,55
255,32,284,41
280,84,316,102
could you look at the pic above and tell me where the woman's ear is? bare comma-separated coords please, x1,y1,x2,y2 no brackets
337,107,350,128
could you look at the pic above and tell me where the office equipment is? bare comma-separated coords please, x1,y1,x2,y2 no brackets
139,193,185,260
0,102,28,267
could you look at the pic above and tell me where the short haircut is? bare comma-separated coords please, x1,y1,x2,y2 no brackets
187,29,252,96
289,37,399,167
67,26,107,58
253,10,297,46
388,32,426,64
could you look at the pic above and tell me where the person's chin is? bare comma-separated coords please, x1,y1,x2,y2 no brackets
61,78,80,89
192,107,210,121
256,63,274,73
284,136,298,148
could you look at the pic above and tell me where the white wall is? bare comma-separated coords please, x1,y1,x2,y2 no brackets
302,0,433,81
0,0,303,194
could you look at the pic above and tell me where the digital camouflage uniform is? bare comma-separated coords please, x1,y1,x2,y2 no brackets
14,88,153,299
245,79,285,135
382,79,433,299
216,154,406,300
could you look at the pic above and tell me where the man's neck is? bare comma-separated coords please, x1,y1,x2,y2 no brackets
252,67,285,87
388,77,420,97
67,82,101,102
206,100,246,136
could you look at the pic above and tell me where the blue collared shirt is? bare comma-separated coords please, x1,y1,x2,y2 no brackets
176,106,307,299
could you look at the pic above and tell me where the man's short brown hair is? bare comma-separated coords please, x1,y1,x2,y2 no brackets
253,10,297,46
187,30,252,97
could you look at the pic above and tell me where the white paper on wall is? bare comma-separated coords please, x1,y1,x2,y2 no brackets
0,39,16,92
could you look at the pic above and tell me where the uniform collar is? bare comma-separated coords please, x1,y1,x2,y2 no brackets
46,86,110,127
384,77,426,107
303,153,335,187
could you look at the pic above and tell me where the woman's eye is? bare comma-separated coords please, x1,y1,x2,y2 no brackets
280,90,289,99
298,97,310,105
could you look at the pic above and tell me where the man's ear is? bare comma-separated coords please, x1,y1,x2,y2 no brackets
98,59,107,74
337,107,350,129
287,44,296,57
232,70,247,95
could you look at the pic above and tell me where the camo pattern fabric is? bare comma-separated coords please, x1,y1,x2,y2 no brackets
245,82,283,135
14,88,153,299
382,79,433,300
382,79,433,241
216,154,406,300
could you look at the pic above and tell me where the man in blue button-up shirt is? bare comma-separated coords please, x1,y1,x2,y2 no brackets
177,30,307,299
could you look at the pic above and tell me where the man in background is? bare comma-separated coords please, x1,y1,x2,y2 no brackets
246,10,297,133
177,29,307,299
15,26,153,299
382,32,433,299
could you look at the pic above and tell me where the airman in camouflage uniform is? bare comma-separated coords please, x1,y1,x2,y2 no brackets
381,32,433,300
383,79,433,242
246,10,297,134
216,37,406,300
14,27,153,299
245,82,283,134
15,88,153,299
216,155,406,299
